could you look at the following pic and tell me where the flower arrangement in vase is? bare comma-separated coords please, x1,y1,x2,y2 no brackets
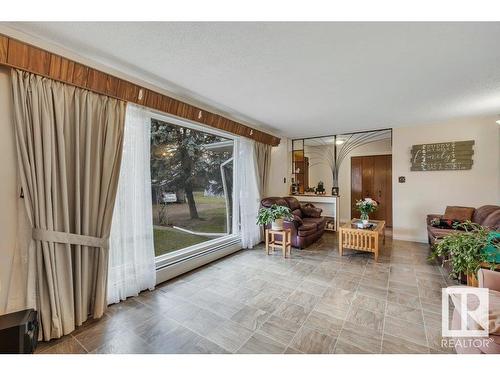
355,198,378,224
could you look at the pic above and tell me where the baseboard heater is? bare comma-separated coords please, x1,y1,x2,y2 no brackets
155,237,242,284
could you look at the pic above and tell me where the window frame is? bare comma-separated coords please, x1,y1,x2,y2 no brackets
147,109,241,269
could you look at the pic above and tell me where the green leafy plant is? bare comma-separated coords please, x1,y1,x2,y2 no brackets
256,205,293,225
429,221,499,280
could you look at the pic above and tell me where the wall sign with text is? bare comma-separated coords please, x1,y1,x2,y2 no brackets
410,140,474,171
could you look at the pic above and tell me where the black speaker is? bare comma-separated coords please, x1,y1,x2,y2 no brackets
0,309,39,354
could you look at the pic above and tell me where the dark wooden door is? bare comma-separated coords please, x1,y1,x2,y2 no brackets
351,155,392,227
385,155,392,227
372,155,391,224
351,157,363,216
362,156,375,199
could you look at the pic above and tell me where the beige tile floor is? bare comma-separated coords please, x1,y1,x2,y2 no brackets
36,232,457,354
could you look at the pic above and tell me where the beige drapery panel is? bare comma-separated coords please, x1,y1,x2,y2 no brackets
253,142,272,198
11,69,125,341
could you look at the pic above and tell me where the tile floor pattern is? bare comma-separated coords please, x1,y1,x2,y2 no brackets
36,232,458,354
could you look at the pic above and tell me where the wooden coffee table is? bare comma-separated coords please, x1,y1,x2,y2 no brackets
338,219,385,261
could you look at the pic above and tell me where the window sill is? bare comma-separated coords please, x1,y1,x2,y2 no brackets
155,234,241,270
155,234,242,285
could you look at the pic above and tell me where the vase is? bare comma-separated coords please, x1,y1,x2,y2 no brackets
360,213,369,225
271,218,284,230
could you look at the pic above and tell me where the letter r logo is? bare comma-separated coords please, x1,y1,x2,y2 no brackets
442,287,489,337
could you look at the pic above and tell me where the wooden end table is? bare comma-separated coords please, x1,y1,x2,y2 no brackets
265,228,292,258
338,219,385,262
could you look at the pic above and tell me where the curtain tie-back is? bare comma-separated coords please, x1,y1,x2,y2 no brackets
32,228,109,249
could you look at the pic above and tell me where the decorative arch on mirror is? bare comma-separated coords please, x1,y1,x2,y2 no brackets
291,129,392,195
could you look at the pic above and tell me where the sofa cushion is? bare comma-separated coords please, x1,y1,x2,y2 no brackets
443,206,474,222
427,225,459,240
298,222,318,236
284,196,301,211
472,205,500,225
292,211,303,225
302,217,326,230
301,204,323,218
261,197,289,209
482,210,500,231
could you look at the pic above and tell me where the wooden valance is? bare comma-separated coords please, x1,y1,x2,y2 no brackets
0,34,280,146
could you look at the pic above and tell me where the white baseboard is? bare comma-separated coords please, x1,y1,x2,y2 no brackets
392,234,428,243
155,243,242,285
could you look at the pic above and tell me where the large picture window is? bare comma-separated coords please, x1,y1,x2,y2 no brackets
150,118,235,257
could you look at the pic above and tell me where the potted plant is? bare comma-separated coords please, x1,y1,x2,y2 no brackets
256,204,293,230
355,198,378,224
429,222,499,286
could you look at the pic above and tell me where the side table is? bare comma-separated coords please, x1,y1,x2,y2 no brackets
265,228,292,258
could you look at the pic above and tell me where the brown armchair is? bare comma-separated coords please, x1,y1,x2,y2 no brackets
452,269,500,354
260,196,325,249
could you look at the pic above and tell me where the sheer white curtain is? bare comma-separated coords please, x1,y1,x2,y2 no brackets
238,138,261,248
107,104,156,304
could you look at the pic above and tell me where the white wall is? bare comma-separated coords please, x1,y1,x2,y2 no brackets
337,139,392,223
267,137,291,197
393,117,500,242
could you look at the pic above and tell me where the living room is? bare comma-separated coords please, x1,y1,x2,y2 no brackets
1,2,500,374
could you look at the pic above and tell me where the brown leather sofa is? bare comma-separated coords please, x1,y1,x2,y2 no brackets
260,196,325,249
427,205,500,245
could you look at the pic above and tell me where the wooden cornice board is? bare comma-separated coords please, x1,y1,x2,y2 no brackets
0,34,280,146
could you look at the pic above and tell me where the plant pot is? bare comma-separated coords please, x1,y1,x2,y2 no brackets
271,218,284,230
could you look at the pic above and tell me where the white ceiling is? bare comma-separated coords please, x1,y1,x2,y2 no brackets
4,22,500,138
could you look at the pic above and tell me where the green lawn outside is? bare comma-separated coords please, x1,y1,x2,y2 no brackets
153,226,210,256
152,191,229,256
190,192,228,204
